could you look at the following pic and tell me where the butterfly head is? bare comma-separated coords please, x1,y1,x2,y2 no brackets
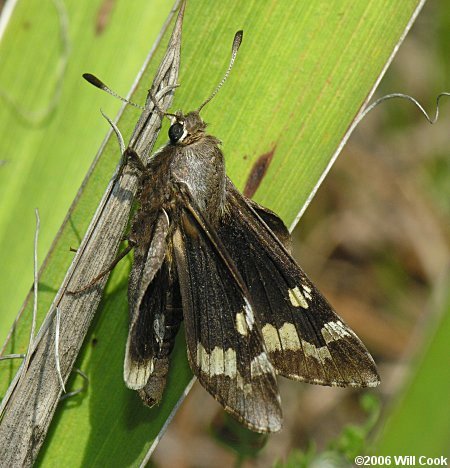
168,111,206,145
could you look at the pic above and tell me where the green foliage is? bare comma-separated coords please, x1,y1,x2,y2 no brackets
0,0,425,465
275,394,381,468
274,446,317,468
329,394,381,460
375,291,450,457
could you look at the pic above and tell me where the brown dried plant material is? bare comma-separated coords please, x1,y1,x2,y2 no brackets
0,3,185,466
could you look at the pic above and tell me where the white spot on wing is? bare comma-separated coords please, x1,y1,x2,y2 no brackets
196,344,260,395
279,322,301,350
235,300,255,336
197,343,210,373
196,344,237,378
301,339,332,362
224,348,237,377
123,335,154,390
321,321,351,344
210,347,225,375
261,322,335,365
289,286,309,309
262,324,282,353
262,322,302,352
235,312,248,336
302,284,312,300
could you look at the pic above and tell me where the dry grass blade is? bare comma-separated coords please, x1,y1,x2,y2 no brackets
0,3,185,465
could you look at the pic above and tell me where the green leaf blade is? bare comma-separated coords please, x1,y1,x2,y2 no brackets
0,0,425,465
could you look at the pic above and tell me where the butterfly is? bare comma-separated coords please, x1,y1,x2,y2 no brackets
117,31,380,432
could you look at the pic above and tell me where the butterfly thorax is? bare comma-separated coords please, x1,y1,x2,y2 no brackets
134,112,226,242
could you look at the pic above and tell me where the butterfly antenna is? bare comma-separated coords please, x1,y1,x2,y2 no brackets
82,73,145,110
197,30,243,113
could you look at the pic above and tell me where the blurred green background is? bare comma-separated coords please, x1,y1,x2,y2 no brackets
0,0,449,466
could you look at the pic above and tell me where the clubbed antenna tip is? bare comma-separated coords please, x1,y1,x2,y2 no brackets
82,73,144,110
197,30,244,113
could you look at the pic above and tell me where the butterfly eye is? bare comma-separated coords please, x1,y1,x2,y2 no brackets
168,122,185,143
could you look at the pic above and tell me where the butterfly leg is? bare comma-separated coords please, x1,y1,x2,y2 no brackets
68,240,135,294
